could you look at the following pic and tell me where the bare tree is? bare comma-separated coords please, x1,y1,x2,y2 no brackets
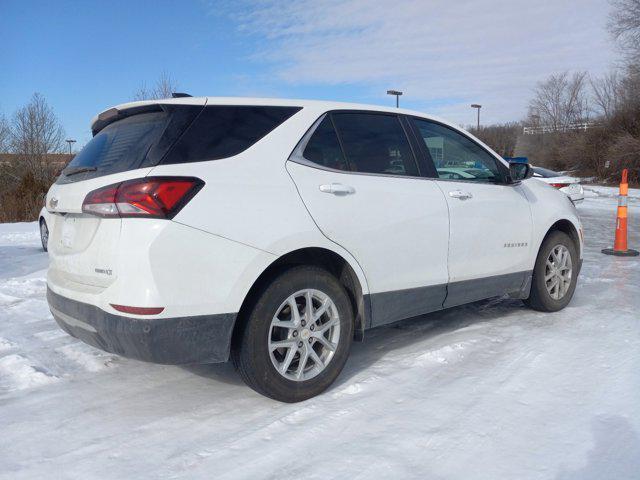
590,71,621,119
528,71,590,130
0,94,67,221
609,0,640,63
133,72,178,101
8,93,65,181
0,113,10,153
470,123,521,158
618,63,640,110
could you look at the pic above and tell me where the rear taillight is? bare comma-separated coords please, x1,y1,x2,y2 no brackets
549,183,570,188
82,177,204,219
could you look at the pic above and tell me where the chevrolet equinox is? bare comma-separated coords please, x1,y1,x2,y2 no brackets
45,97,583,402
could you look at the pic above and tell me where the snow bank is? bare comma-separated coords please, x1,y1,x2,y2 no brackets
0,354,58,391
583,184,640,199
0,222,40,247
0,338,14,353
55,343,116,373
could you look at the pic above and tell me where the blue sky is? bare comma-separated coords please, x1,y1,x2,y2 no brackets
1,0,616,148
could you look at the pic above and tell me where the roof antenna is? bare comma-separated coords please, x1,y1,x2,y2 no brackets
171,92,192,98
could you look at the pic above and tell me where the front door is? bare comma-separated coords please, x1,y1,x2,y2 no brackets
409,118,533,307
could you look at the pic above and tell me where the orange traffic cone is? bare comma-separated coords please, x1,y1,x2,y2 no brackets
602,168,639,257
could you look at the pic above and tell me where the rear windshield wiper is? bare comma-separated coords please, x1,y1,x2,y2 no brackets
64,166,97,177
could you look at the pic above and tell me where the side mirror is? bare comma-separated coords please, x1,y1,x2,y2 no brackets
508,160,533,183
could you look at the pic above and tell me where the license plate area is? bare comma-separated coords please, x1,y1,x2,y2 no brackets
61,216,77,249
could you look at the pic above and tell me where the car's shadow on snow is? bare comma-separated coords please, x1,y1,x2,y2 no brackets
555,415,640,479
0,244,48,280
334,296,529,386
183,360,245,386
182,296,530,390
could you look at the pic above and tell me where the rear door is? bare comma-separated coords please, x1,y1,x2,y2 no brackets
409,118,533,307
287,111,450,326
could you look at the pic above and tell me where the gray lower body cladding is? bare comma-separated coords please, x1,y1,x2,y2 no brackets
369,270,535,327
47,287,236,364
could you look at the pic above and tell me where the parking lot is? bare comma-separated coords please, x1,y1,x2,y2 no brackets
1,186,639,480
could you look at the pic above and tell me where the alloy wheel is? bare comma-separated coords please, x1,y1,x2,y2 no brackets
545,244,573,300
268,289,341,381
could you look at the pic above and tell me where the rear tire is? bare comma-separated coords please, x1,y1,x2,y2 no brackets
39,218,48,252
232,266,353,402
524,230,578,312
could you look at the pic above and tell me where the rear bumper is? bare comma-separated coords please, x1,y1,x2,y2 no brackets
559,185,584,204
47,287,236,364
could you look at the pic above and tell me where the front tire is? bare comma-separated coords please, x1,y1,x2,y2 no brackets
524,230,578,312
232,266,354,402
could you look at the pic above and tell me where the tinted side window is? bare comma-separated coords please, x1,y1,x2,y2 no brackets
412,119,502,183
332,113,418,176
163,106,301,164
302,116,349,171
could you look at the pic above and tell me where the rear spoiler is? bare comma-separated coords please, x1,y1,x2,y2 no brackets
91,94,201,136
92,104,164,136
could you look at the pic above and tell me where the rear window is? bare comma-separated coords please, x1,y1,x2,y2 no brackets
161,106,301,165
57,112,171,184
58,105,301,184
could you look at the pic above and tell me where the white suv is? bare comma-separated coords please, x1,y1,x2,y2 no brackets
45,97,583,402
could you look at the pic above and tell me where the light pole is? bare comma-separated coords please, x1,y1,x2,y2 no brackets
65,139,76,155
387,90,403,108
471,104,482,130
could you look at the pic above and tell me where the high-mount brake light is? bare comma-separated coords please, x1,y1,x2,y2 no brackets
82,177,204,219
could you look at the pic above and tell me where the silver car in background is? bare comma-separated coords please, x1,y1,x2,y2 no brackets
532,166,584,204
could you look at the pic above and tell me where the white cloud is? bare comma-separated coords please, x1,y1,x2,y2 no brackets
223,0,616,125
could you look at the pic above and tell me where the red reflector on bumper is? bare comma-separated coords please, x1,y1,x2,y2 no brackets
110,304,165,315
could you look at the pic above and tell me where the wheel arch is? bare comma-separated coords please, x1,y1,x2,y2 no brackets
232,247,370,348
543,219,581,257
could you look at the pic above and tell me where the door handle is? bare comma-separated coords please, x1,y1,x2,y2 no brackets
319,183,355,195
448,190,473,200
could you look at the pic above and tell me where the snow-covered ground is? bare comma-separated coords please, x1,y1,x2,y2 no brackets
1,189,639,480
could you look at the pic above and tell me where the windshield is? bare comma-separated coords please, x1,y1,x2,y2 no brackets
532,166,560,178
57,112,169,184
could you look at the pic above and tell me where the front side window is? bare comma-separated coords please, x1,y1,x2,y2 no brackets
331,113,418,176
412,119,503,183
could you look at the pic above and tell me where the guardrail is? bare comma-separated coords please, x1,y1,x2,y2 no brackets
523,123,599,135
